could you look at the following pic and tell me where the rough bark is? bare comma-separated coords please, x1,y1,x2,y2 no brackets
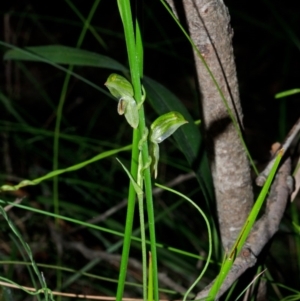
182,0,254,249
165,1,297,299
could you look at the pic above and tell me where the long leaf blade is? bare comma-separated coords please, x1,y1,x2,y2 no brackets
4,45,127,71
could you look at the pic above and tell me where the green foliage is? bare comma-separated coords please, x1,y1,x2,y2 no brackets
4,45,126,71
0,206,55,300
0,145,131,192
209,149,284,300
0,0,299,300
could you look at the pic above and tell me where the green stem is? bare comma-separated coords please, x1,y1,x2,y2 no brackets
116,130,139,301
137,191,148,301
143,163,159,301
208,149,284,299
117,1,159,300
148,252,153,301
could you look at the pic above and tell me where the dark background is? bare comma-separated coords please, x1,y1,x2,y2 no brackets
0,0,299,299
1,0,299,148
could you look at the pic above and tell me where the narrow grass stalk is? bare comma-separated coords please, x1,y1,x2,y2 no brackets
116,1,159,299
116,1,150,301
155,183,212,301
0,207,54,300
53,0,101,220
0,198,205,261
65,0,107,50
134,9,158,300
0,144,132,192
116,156,148,301
115,138,139,301
10,235,41,301
143,167,159,301
148,252,153,301
137,192,148,301
52,2,101,295
208,149,284,299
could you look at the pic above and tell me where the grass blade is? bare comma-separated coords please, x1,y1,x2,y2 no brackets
208,149,284,300
4,45,127,71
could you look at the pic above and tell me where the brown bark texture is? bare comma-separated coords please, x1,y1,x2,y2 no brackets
177,0,295,298
182,0,254,250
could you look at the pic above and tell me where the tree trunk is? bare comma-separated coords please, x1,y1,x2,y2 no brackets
164,0,295,298
181,0,254,250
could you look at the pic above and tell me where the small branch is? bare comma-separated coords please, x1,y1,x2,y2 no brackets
0,280,179,301
196,156,292,300
68,172,195,233
256,117,300,186
64,241,187,294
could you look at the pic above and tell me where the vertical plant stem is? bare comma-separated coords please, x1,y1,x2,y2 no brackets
115,1,141,299
143,166,159,301
148,252,153,301
137,190,147,301
115,136,139,301
135,7,159,301
53,0,102,295
117,1,158,301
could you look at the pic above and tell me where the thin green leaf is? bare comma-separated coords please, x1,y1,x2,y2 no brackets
0,145,131,192
4,45,127,71
0,41,110,96
116,158,143,196
65,0,107,50
0,207,54,300
275,89,300,99
0,198,211,264
155,183,212,301
208,149,284,300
